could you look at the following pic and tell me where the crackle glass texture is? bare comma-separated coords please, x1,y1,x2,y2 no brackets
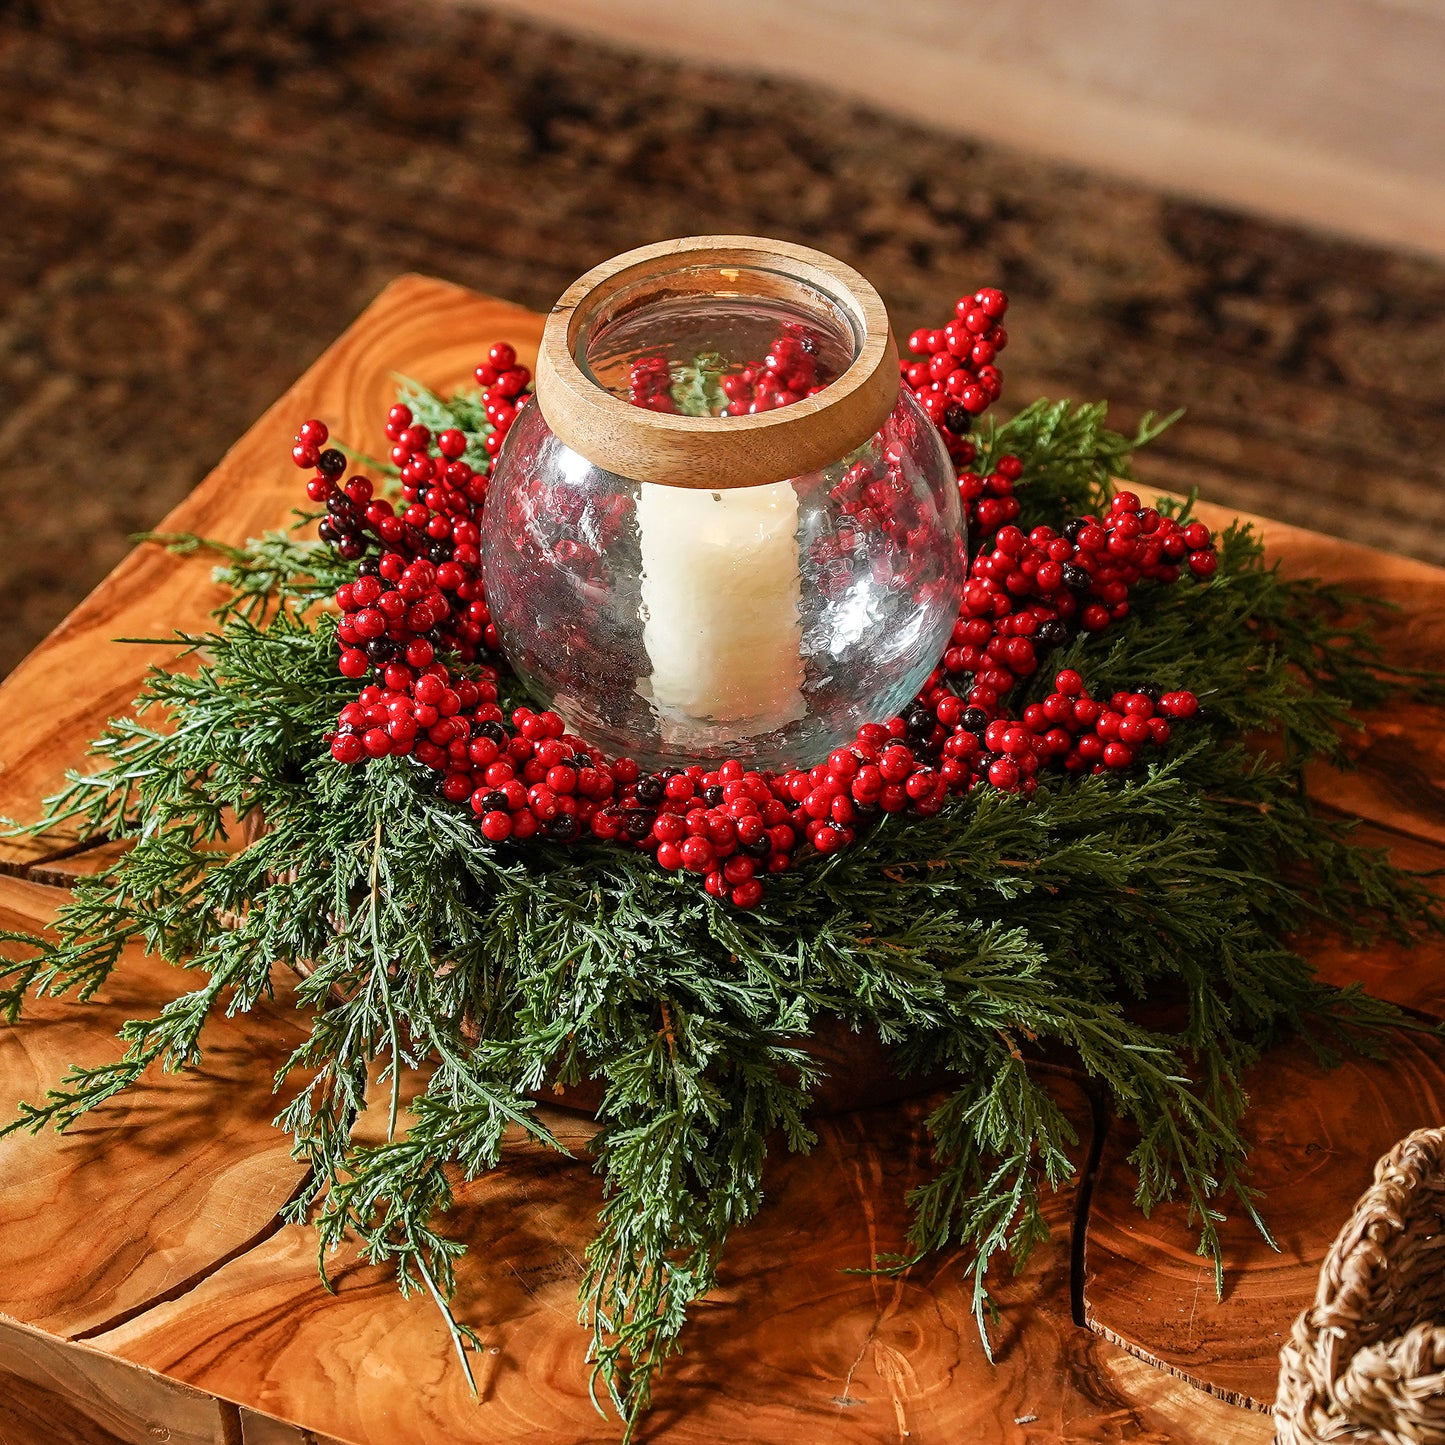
482,279,964,772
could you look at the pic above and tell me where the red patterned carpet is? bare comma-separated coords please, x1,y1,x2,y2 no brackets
2,0,1443,676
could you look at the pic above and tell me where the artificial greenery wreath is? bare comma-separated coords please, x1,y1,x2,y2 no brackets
1,327,1439,1440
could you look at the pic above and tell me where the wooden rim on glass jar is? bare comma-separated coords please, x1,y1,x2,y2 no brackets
533,235,898,490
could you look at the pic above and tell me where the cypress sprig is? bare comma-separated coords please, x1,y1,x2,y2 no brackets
1,395,1440,1440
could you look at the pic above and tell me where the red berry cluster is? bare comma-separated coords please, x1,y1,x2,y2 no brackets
326,658,1197,906
318,416,492,689
717,324,829,414
924,668,1200,796
626,322,832,416
481,713,947,906
291,346,530,767
290,421,366,561
1034,670,1200,774
958,454,1024,541
808,444,956,604
902,286,1009,465
626,355,677,412
469,341,533,459
941,490,1218,707
328,668,500,769
296,286,1212,910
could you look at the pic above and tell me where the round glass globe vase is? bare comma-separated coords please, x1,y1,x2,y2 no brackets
482,236,964,773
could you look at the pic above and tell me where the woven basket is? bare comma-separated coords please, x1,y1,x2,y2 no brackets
1276,1126,1445,1444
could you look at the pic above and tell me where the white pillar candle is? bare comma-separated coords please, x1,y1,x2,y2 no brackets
635,481,805,733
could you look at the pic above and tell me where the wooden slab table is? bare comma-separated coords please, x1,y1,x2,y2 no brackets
1,276,1442,1445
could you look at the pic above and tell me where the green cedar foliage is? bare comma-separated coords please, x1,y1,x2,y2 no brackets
1,395,1439,1441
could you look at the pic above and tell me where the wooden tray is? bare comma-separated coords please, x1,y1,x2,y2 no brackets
1,276,1442,1445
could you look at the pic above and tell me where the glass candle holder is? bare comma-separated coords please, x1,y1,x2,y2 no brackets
482,236,964,772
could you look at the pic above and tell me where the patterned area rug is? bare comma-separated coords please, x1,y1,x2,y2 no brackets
2,0,1443,677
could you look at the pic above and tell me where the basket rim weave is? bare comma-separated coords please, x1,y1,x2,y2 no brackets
1275,1125,1445,1444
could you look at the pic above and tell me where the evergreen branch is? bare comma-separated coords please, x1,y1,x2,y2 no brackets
2,391,1440,1441
669,352,731,417
975,399,1179,524
136,519,344,622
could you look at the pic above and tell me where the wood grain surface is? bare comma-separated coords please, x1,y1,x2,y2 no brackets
239,1408,349,1445
1082,1030,1445,1409
10,840,135,891
91,1074,1258,1444
1,275,1441,1443
0,277,544,870
1295,821,1445,1020
0,1316,241,1445
0,872,312,1339
1187,497,1445,850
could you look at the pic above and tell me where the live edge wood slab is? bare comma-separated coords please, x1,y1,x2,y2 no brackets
0,275,1441,1445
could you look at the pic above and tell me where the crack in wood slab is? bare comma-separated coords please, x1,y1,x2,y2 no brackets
0,833,116,887
71,1170,315,1344
1084,1315,1272,1413
1069,1083,1111,1331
